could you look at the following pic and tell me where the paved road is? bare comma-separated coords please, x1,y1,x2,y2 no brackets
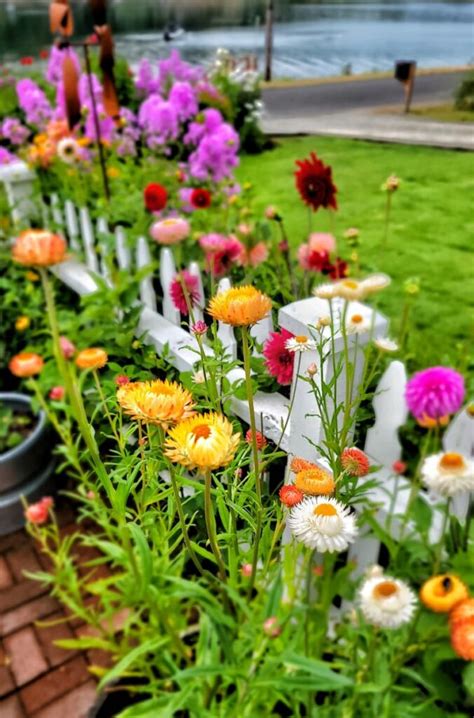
262,71,468,117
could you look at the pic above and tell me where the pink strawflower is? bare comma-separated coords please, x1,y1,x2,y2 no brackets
263,616,281,638
59,336,75,359
170,271,201,315
241,563,253,577
115,374,130,386
25,497,53,525
392,460,407,475
245,429,267,450
49,386,65,401
238,242,269,268
150,217,190,245
263,329,295,385
405,366,465,422
191,320,207,336
298,233,336,272
341,447,370,477
199,233,243,277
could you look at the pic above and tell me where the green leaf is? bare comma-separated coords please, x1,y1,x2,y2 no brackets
463,662,474,697
98,637,167,691
275,652,353,690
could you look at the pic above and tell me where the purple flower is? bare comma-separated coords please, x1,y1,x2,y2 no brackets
135,59,159,97
188,123,239,182
0,146,16,164
1,118,29,146
46,46,81,86
157,50,204,94
138,95,179,146
405,366,465,422
16,78,52,128
178,187,195,213
169,81,198,122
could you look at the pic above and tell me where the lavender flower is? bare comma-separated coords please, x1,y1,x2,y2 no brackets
169,81,198,122
0,146,16,164
138,95,179,147
16,79,52,128
1,118,29,147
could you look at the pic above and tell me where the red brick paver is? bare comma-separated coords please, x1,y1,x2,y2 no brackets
0,505,102,716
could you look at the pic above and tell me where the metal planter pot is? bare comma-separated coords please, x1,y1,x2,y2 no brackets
0,392,56,536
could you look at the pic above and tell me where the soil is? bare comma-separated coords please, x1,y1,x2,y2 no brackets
0,405,36,455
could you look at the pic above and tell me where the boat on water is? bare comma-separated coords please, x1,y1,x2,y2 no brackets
163,25,185,42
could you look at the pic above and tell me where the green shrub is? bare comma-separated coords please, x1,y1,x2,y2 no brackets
454,71,474,111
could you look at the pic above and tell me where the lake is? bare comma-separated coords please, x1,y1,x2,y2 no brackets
0,1,472,77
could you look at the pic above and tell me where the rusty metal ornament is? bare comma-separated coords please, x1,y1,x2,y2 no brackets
95,25,120,120
49,0,74,37
63,54,81,129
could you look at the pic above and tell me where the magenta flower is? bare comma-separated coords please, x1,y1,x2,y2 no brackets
0,146,16,165
170,271,201,315
191,320,208,336
199,233,243,277
263,329,295,385
405,366,465,422
1,118,29,146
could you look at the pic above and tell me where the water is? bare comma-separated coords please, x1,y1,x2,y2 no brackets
0,1,472,78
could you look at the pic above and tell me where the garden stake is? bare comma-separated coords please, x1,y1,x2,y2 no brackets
82,41,111,202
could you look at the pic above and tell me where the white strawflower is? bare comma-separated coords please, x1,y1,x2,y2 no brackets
421,452,474,497
345,312,371,335
314,283,338,299
285,335,317,353
288,496,358,553
57,137,80,164
374,337,399,353
359,573,417,629
192,370,206,384
360,273,391,295
333,278,365,301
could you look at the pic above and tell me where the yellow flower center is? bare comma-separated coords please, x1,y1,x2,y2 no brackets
313,503,337,517
342,280,359,289
440,453,465,471
295,335,308,343
351,314,364,324
373,580,398,598
163,219,178,226
191,424,212,440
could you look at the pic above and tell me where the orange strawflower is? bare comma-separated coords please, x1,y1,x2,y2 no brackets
15,316,30,332
290,457,317,473
207,286,272,326
9,352,44,378
419,575,469,613
13,230,66,267
165,412,240,471
75,348,108,370
451,621,474,661
417,414,450,429
449,598,474,629
341,447,371,477
295,466,335,496
117,379,195,428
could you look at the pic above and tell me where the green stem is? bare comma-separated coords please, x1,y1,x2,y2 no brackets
383,192,392,248
433,498,450,573
204,470,227,582
169,464,206,578
92,369,122,448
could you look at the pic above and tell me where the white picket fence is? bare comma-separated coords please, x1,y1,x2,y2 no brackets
1,162,471,579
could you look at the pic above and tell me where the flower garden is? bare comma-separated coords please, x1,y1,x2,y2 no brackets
0,30,473,718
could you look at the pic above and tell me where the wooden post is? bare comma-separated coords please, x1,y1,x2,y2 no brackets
264,0,274,82
404,62,416,114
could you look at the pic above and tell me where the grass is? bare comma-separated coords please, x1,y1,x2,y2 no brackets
237,136,474,371
410,103,474,123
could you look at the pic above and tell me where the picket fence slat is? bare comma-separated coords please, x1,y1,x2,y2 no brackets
216,277,238,359
115,226,132,271
79,207,99,273
50,193,64,228
159,247,180,323
64,200,80,251
136,236,157,312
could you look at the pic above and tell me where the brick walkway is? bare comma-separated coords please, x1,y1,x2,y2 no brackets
0,505,100,718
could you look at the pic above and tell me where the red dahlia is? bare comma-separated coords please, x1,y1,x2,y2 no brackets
20,57,34,66
191,188,212,209
144,183,168,213
295,152,338,212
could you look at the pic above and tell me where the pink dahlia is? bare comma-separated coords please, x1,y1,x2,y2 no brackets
263,329,295,385
238,241,269,268
150,217,190,245
199,233,243,277
298,233,336,272
170,270,201,315
405,366,465,422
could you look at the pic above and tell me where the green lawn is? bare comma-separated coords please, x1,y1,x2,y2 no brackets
237,137,474,371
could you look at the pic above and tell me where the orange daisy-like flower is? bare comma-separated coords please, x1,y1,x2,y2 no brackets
449,598,474,629
12,230,67,267
451,621,474,661
341,447,371,477
207,286,272,327
117,379,195,428
9,352,44,378
290,457,317,474
419,575,469,613
279,484,304,507
295,466,335,496
75,348,108,371
165,412,240,472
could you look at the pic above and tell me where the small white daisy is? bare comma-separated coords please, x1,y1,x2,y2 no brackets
421,452,474,497
345,312,371,335
360,273,391,295
287,496,358,553
374,337,399,353
314,283,338,300
285,335,317,353
359,573,416,629
57,137,80,165
333,278,365,301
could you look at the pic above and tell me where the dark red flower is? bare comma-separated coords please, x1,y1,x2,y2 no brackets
263,329,295,385
20,57,34,66
191,188,212,209
144,183,168,213
306,250,330,273
295,152,338,212
39,50,49,60
279,485,304,507
325,257,348,279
